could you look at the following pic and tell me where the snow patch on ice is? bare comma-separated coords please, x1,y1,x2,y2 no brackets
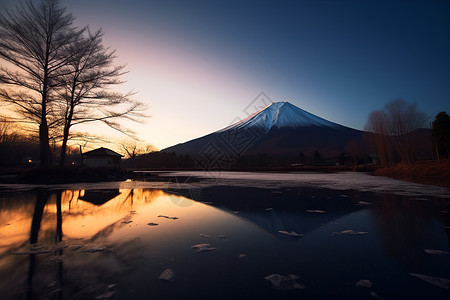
264,274,305,290
278,230,304,237
409,273,450,289
355,279,373,288
191,243,216,253
306,209,325,214
333,230,368,235
158,268,175,281
424,249,450,255
158,215,179,220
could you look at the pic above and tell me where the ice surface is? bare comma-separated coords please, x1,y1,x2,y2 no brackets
158,215,179,220
158,269,175,281
85,247,106,253
424,249,450,255
264,274,305,290
162,171,450,198
9,249,51,255
278,230,304,237
333,230,368,235
191,243,216,253
3,171,449,199
9,244,52,255
355,279,373,288
95,284,117,299
306,209,325,214
409,273,450,289
370,291,384,300
95,291,115,300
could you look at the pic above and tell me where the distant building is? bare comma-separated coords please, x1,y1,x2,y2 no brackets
78,189,121,205
83,147,123,168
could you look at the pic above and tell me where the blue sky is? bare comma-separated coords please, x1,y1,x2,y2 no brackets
2,0,449,149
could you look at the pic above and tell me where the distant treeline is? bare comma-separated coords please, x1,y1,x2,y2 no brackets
123,149,373,170
0,133,39,168
0,129,78,168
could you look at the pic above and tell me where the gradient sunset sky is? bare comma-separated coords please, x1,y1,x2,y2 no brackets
2,0,450,150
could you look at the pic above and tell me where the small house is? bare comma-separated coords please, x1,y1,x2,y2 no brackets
83,147,123,168
78,189,121,205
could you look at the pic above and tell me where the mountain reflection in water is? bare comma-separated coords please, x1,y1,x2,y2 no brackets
0,186,449,299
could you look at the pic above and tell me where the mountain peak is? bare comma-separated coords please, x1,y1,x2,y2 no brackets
220,101,339,133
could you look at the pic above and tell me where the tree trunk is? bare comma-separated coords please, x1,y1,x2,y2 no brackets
79,145,84,167
40,47,51,168
39,122,52,168
59,125,70,166
59,88,75,166
434,140,440,165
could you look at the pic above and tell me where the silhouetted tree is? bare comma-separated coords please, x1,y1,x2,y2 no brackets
432,111,450,162
0,117,10,143
346,139,360,167
0,0,85,168
365,110,392,167
383,99,426,163
365,99,426,165
313,150,322,164
121,140,156,168
55,29,147,166
339,152,346,166
298,152,306,164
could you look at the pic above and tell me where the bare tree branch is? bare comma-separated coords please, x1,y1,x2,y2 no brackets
54,28,148,165
0,0,86,167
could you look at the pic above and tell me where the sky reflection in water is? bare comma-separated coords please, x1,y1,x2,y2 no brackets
0,184,449,299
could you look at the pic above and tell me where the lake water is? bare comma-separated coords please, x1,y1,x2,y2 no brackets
0,172,449,299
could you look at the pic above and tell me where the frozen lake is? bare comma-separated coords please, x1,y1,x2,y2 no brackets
0,172,449,299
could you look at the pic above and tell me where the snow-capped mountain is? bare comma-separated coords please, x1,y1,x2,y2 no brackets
162,101,364,160
219,101,339,133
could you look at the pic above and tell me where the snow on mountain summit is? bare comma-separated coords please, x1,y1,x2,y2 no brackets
220,101,339,133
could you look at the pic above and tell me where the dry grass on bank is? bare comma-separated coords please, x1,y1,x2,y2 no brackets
375,160,450,187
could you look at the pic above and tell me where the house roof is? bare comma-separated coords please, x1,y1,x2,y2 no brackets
78,189,121,206
83,147,123,157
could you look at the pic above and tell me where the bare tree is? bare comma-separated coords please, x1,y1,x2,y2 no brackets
365,99,426,166
0,117,10,143
121,140,156,158
0,0,85,167
365,110,392,167
55,29,147,166
432,111,450,162
383,99,426,163
346,139,360,167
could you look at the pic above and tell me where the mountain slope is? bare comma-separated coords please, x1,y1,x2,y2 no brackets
220,102,340,132
162,101,364,159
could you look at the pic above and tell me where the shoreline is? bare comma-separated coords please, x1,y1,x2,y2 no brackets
374,160,450,188
0,162,448,188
